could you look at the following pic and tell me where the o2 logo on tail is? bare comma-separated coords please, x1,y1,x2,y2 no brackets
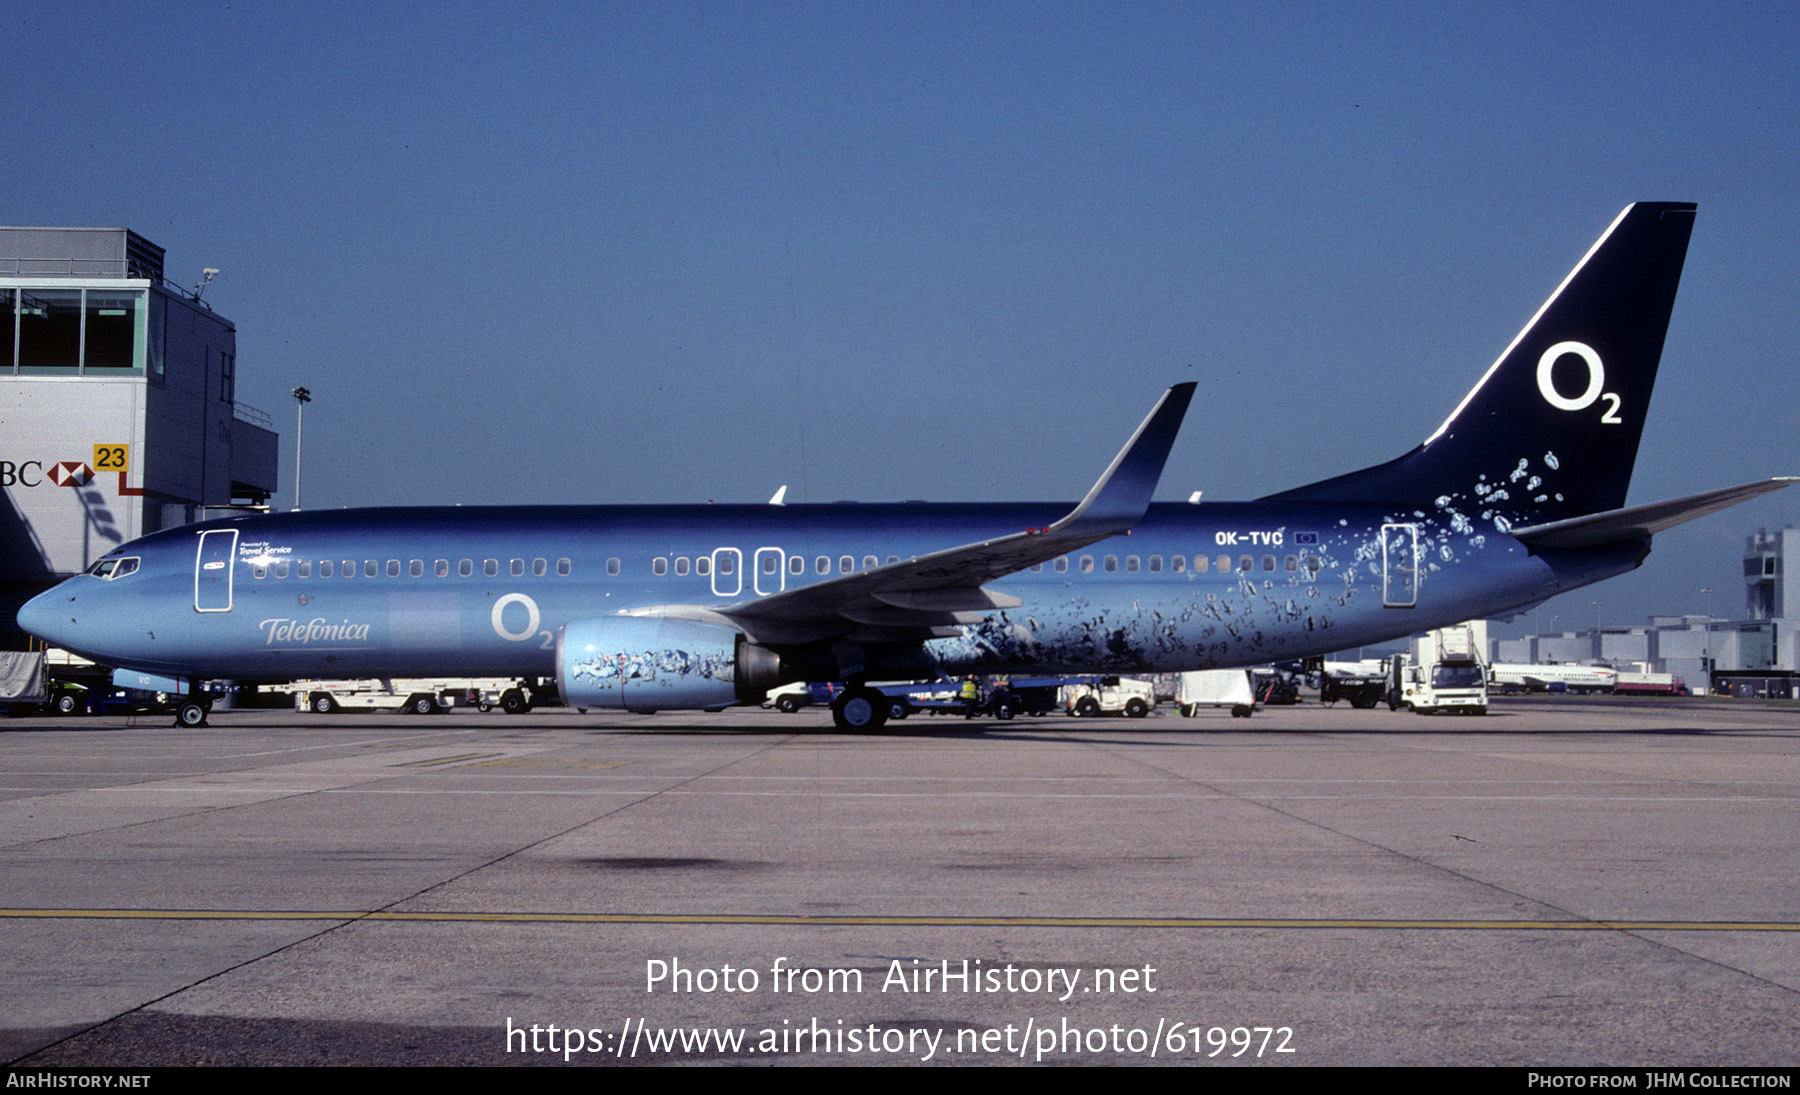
1536,342,1622,424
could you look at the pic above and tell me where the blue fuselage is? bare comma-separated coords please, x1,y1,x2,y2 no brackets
18,500,1640,685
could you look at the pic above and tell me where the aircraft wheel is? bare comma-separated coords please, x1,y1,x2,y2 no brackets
1124,697,1149,718
310,693,337,714
831,690,887,732
176,701,209,728
776,694,801,714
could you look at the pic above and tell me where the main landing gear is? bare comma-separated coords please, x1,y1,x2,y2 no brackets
830,686,889,732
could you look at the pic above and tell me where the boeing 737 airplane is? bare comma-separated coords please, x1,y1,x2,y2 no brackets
16,202,1793,729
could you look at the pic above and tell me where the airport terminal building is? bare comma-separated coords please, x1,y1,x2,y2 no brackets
1491,529,1800,695
0,227,278,646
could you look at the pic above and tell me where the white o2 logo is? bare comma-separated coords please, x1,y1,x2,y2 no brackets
1536,341,1622,424
491,592,541,641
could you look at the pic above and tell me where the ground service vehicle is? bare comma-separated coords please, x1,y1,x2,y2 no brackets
1176,670,1256,717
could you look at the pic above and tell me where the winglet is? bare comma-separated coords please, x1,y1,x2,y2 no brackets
1046,382,1196,539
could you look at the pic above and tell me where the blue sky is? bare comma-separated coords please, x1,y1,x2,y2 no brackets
5,1,1796,632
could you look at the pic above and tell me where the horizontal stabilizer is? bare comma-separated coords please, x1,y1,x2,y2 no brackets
1512,478,1797,549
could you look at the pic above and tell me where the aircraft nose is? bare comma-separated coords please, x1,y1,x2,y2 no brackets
16,584,78,648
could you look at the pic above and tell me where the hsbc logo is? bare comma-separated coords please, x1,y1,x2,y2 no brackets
2,461,94,488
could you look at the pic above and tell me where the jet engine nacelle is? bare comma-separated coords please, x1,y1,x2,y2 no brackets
557,616,781,712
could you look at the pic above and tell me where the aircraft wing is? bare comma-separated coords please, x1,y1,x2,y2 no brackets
1512,478,1797,550
625,383,1196,646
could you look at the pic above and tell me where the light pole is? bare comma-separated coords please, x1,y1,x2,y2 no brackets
291,387,311,511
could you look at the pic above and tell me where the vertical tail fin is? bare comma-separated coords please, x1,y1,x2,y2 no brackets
1265,202,1696,517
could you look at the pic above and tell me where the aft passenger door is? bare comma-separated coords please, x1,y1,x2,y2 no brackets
194,530,238,612
1381,523,1418,608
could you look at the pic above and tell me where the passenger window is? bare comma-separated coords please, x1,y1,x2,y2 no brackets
409,560,423,577
653,558,668,576
1262,555,1275,572
533,558,547,576
675,557,690,576
718,554,735,575
1172,555,1185,573
607,558,621,576
1054,557,1068,573
510,559,524,577
695,557,709,576
484,559,498,577
1030,563,1043,573
1285,555,1298,572
839,556,853,574
343,560,355,577
435,559,449,577
459,559,473,577
320,560,334,578
762,554,778,574
789,555,804,575
1218,555,1231,572
368,560,380,577
1306,556,1323,574
816,556,830,575
1079,556,1094,573
1126,555,1140,573
253,563,267,579
862,555,878,571
1147,555,1161,573
275,561,289,578
1104,555,1118,573
386,560,400,577
298,560,311,578
1194,555,1207,573
1238,556,1252,572
557,558,571,576
886,555,898,565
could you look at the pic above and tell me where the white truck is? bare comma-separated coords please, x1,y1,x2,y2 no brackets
1391,622,1489,715
1061,677,1157,718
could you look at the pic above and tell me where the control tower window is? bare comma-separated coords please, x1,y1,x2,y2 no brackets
8,289,145,374
85,292,143,372
16,290,81,374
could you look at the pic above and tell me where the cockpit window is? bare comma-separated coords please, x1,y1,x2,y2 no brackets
86,556,139,580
